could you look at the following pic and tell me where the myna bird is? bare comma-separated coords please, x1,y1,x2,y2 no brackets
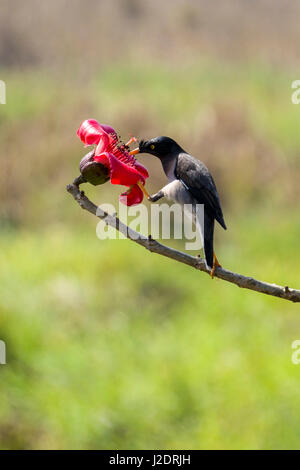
130,136,227,276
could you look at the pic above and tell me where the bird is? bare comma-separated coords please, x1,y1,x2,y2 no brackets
130,136,227,277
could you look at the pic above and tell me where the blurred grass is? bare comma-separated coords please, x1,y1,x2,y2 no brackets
1,55,300,449
1,59,300,227
0,208,299,450
95,60,300,151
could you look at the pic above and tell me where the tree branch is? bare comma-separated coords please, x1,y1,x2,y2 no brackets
67,182,300,303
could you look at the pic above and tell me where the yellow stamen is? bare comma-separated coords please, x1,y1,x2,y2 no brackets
137,181,151,199
126,137,137,147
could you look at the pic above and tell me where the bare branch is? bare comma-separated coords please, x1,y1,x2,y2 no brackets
67,182,300,304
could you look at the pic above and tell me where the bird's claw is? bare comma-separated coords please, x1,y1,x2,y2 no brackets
210,252,222,279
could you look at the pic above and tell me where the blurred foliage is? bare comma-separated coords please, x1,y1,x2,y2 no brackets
0,214,300,449
1,60,300,227
0,0,300,450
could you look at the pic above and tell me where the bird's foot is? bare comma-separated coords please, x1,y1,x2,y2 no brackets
148,194,159,202
210,252,221,279
147,190,164,203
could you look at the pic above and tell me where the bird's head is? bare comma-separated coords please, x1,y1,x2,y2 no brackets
131,136,183,160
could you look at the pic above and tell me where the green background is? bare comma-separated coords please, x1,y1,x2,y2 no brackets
0,0,300,449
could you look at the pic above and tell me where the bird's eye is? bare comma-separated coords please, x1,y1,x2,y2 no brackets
150,144,155,150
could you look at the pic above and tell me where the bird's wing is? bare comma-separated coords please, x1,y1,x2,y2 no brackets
176,153,227,230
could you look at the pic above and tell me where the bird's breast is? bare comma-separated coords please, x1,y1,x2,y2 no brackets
162,155,177,182
162,180,194,206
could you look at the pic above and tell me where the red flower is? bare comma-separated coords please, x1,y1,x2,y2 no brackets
77,119,149,206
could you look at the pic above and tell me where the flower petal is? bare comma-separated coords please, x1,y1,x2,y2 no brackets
134,161,149,179
77,120,149,206
94,152,145,186
100,124,116,135
77,119,111,147
95,134,110,154
92,152,110,167
119,184,144,206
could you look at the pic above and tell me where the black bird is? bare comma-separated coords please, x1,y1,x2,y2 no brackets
133,136,226,276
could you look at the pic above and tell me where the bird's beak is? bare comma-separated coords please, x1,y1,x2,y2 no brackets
129,147,140,155
130,139,149,155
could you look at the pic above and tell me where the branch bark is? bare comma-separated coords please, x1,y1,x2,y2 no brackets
67,182,300,303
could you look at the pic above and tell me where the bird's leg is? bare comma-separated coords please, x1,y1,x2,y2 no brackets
210,251,222,279
147,190,164,203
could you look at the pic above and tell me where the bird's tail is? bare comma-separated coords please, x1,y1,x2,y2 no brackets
204,213,214,269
